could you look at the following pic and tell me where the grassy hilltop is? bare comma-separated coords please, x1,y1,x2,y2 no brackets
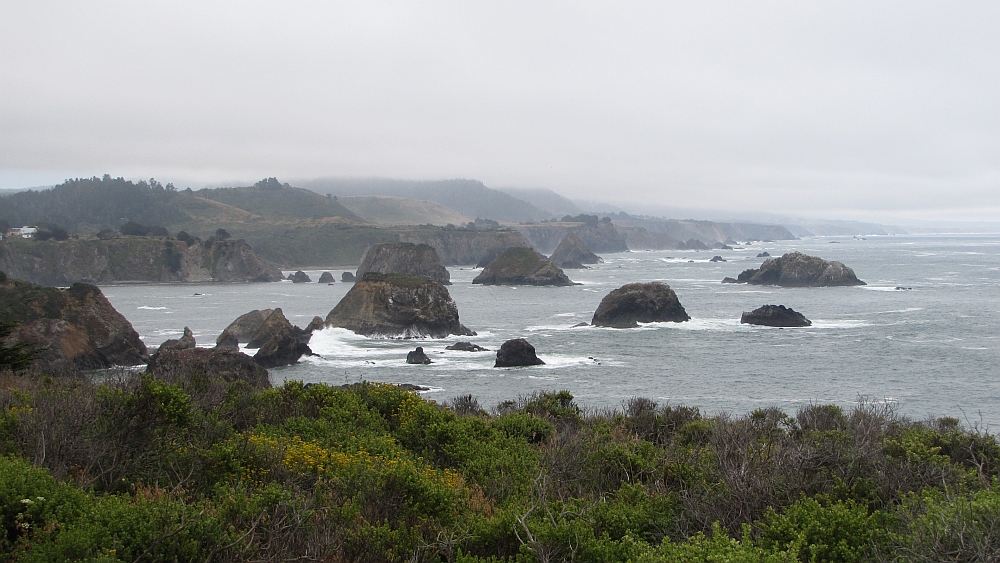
1,373,998,562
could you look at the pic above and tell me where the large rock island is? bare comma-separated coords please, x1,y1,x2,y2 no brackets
591,282,690,328
472,247,575,286
325,272,474,338
723,252,865,287
0,270,148,371
355,242,451,284
0,237,283,286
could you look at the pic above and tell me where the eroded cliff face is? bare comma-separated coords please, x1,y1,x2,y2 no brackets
395,229,531,266
516,221,629,254
0,238,282,286
0,273,148,371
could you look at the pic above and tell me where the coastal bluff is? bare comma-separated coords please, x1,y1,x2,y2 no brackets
0,237,283,286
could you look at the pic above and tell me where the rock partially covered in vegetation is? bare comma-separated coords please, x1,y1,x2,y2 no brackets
405,346,432,364
356,242,451,285
727,251,865,287
318,271,334,283
289,270,311,283
146,346,269,390
0,276,147,371
473,247,575,286
216,309,273,346
741,304,812,327
157,326,196,351
494,338,545,367
549,233,601,269
325,273,474,338
591,282,690,328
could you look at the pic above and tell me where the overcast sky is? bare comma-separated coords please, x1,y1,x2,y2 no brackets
2,2,998,221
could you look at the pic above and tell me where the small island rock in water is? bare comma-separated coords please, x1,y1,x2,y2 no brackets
740,305,812,327
356,242,451,285
591,282,690,328
473,247,575,286
548,233,601,269
723,252,865,287
494,338,545,367
325,272,474,339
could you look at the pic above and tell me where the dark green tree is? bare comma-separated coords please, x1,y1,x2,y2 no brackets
0,322,39,372
214,228,231,240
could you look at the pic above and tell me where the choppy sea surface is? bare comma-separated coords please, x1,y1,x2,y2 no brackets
102,235,1000,427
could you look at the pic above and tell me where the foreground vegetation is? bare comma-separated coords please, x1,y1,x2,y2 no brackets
1,372,999,562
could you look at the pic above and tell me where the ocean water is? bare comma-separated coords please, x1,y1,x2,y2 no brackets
102,234,1000,427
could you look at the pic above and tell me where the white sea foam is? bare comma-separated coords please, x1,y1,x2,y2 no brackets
138,306,168,310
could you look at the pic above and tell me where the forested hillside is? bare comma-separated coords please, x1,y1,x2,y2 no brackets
0,176,361,233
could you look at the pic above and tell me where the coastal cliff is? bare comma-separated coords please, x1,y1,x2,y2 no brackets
516,218,628,254
0,237,283,286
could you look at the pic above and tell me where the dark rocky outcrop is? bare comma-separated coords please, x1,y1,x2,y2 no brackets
591,282,690,328
549,233,601,269
0,238,283,286
721,277,739,284
342,272,356,282
446,341,489,352
214,332,240,351
147,347,269,391
0,275,148,371
757,252,771,257
406,346,432,364
473,247,576,286
709,256,725,262
356,242,451,285
217,309,273,346
290,270,311,283
325,273,475,339
305,316,325,333
494,338,544,367
318,271,335,283
253,331,312,368
247,309,301,348
158,326,196,351
740,305,812,327
725,252,866,287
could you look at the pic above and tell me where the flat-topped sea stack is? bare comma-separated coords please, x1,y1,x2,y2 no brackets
325,272,474,339
549,233,601,269
356,242,451,285
591,282,690,328
473,247,575,286
725,252,865,287
741,304,812,327
0,272,148,371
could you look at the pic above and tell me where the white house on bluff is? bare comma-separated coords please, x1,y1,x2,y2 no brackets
4,226,38,239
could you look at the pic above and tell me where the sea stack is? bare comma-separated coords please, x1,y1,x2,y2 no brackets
356,242,451,285
494,338,545,367
591,282,690,328
725,252,865,287
740,305,812,327
473,247,575,286
549,233,601,269
325,272,474,339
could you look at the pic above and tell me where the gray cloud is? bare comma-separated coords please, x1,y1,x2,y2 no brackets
2,1,998,220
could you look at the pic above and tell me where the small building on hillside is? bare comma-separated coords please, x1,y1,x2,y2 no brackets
6,226,38,239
